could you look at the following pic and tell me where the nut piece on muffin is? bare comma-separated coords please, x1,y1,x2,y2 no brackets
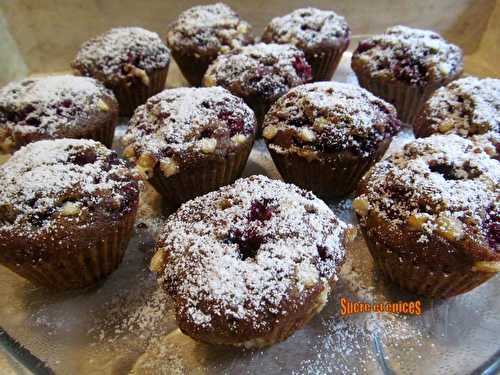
414,76,500,138
122,87,256,209
0,139,140,290
203,42,312,129
0,75,118,153
166,3,254,86
151,175,354,347
72,27,171,116
262,82,400,199
352,25,463,124
354,134,499,298
262,7,350,81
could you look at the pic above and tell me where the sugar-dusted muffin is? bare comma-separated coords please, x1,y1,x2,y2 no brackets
166,3,254,86
72,27,171,115
122,87,256,209
353,134,499,298
352,26,463,124
262,7,350,81
150,175,353,347
0,75,118,154
0,139,140,290
414,76,500,138
203,43,312,129
262,82,400,199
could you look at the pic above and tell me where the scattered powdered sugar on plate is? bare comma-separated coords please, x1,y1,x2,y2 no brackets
0,75,113,136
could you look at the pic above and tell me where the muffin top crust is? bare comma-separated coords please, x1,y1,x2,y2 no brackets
0,75,117,153
203,43,312,102
153,175,351,330
122,87,256,178
166,3,253,55
355,134,499,258
0,139,139,237
415,77,500,137
262,7,350,50
352,26,463,86
72,27,171,84
262,82,400,158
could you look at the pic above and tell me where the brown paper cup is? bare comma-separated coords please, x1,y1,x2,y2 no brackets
171,50,214,87
87,114,117,148
306,40,350,82
362,232,496,298
112,66,169,116
1,212,137,290
149,142,253,210
267,138,391,199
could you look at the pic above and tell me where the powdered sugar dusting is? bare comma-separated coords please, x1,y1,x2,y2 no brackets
264,82,400,157
418,77,500,137
0,75,114,136
352,25,463,85
72,27,170,81
0,139,139,235
157,175,350,329
262,7,350,49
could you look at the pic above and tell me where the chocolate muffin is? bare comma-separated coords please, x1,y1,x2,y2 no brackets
166,3,254,86
262,7,350,81
72,27,171,116
150,175,353,347
353,134,499,298
203,43,312,129
262,82,400,199
414,76,500,138
352,25,463,124
0,139,140,290
0,75,118,153
122,87,256,209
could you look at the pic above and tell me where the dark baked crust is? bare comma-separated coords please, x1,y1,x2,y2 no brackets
152,175,351,346
0,75,118,152
351,25,463,87
414,77,500,138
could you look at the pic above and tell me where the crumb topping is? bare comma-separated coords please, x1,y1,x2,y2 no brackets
263,82,400,157
416,77,500,137
352,26,463,85
166,3,253,54
203,43,312,102
0,139,139,236
355,134,499,252
122,87,256,176
72,27,171,82
156,175,350,328
262,7,350,50
0,75,115,142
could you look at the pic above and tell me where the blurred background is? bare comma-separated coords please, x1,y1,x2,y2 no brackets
0,0,499,86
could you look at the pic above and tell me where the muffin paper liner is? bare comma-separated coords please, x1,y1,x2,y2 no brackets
171,50,213,87
88,114,117,148
112,67,169,116
355,74,460,125
268,138,391,199
1,212,137,290
307,40,350,82
149,142,253,210
362,231,496,298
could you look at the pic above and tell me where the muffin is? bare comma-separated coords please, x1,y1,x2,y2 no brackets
166,3,254,86
203,43,312,129
72,27,171,116
0,139,140,290
262,7,350,81
122,87,256,209
353,134,499,298
0,75,118,154
150,175,353,347
262,82,400,199
352,25,464,124
414,76,500,138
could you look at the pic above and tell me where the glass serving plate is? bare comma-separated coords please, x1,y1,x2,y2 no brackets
0,54,499,375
